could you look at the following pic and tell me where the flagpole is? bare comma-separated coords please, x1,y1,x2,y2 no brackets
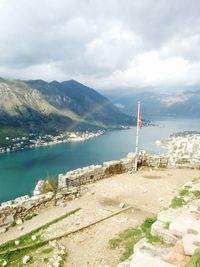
135,101,140,172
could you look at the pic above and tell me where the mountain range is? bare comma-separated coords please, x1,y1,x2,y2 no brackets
0,78,134,138
105,89,200,119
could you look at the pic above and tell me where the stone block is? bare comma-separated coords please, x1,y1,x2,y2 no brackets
130,251,177,267
170,212,200,237
151,221,177,244
182,233,200,256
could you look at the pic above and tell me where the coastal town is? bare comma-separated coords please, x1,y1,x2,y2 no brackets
0,130,104,154
157,132,200,167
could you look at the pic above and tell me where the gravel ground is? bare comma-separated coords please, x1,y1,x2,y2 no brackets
1,167,199,266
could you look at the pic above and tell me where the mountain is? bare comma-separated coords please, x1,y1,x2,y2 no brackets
105,89,200,119
0,78,134,136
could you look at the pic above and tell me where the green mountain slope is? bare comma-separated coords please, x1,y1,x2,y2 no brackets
0,78,135,135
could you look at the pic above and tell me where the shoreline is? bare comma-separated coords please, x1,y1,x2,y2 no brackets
0,130,104,154
0,125,136,155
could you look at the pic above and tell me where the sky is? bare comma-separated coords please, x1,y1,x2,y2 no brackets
0,0,200,91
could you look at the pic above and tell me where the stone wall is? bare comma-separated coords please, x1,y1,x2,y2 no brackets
0,189,75,234
58,153,135,189
58,152,169,189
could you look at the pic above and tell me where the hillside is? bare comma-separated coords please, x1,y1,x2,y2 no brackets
0,78,134,138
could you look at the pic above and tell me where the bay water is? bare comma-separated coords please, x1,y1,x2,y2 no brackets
0,118,200,203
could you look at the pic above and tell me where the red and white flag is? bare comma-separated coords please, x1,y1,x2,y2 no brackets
139,112,142,128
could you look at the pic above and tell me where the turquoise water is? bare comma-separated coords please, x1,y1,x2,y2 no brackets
0,118,200,203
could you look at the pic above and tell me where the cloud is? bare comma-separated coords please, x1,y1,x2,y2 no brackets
0,0,200,90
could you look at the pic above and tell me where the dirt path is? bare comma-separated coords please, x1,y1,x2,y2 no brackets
61,208,152,267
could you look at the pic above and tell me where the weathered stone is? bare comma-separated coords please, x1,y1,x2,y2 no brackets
169,212,200,237
151,221,177,244
182,234,200,255
22,255,31,264
163,241,191,267
119,203,125,208
130,251,176,267
2,213,14,226
16,219,23,225
31,235,37,241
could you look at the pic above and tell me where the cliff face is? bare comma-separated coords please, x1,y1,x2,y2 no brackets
0,78,135,134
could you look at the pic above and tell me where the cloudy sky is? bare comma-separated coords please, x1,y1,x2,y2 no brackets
0,0,200,90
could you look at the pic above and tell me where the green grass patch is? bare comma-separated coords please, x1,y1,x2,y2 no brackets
170,196,187,209
140,217,157,234
185,248,200,267
192,177,200,183
163,221,170,229
148,235,165,245
24,213,37,221
192,190,200,199
0,242,46,266
179,188,189,197
109,216,157,261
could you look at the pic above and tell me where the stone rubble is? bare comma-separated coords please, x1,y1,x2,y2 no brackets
48,240,66,267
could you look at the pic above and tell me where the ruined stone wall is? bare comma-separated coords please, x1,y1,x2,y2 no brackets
58,152,170,190
58,153,136,189
0,189,75,233
0,152,175,234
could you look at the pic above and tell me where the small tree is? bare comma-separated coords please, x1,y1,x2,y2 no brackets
41,176,58,206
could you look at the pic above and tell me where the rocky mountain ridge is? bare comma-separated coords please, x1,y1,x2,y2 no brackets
0,78,134,139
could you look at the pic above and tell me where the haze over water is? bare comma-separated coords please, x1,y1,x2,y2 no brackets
0,117,200,203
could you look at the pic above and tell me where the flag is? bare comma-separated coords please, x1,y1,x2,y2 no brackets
139,112,142,128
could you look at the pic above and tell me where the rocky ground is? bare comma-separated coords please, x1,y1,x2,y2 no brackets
0,167,199,266
125,177,200,267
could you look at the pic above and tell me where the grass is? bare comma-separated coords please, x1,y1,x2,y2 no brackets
0,208,81,253
148,234,165,245
0,242,45,266
192,177,200,183
24,213,37,221
170,196,187,209
163,221,170,229
0,208,80,266
179,188,189,197
185,248,200,267
192,190,200,199
109,216,158,261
